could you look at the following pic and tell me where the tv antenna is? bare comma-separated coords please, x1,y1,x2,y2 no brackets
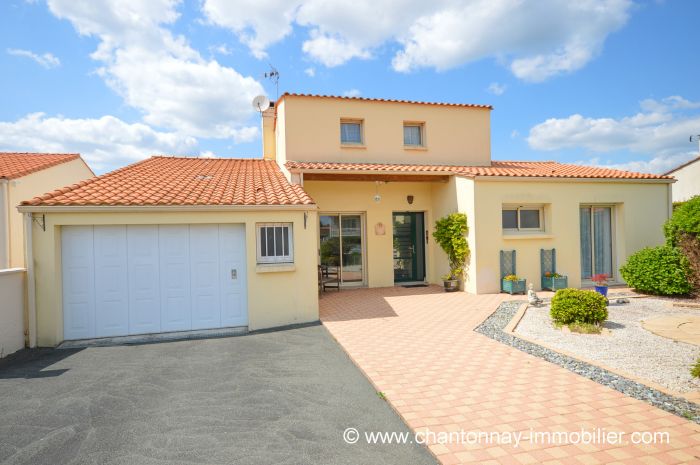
691,135,700,153
251,95,271,114
263,64,280,100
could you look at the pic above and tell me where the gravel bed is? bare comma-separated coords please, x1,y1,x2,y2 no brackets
516,298,700,393
475,301,700,424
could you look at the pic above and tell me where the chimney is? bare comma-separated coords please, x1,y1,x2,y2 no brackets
261,104,276,160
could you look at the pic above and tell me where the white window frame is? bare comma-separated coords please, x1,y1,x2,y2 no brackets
502,205,544,233
403,122,425,147
340,119,364,145
256,223,294,264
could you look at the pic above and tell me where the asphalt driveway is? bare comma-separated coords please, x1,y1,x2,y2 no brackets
0,325,435,465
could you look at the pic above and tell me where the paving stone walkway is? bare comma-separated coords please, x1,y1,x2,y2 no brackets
320,286,700,465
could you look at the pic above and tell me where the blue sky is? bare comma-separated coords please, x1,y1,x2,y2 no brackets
1,0,699,174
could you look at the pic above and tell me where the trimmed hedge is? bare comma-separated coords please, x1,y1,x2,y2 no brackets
550,288,608,325
619,245,692,295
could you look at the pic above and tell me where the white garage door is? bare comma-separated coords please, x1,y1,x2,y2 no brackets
61,224,248,340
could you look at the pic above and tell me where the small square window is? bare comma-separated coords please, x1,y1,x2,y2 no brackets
519,209,541,229
403,124,423,146
502,206,544,232
502,209,518,229
340,121,363,144
257,223,293,264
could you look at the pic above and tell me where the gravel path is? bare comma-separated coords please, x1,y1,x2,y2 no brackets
515,298,700,393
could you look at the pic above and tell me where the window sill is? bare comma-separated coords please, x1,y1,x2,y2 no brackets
256,263,296,273
502,233,554,240
404,145,427,151
340,144,366,149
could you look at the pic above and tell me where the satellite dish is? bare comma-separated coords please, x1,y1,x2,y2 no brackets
252,95,270,112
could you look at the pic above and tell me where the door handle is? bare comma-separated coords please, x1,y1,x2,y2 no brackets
231,269,237,280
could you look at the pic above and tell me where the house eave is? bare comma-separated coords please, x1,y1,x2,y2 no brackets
16,204,318,213
471,175,675,184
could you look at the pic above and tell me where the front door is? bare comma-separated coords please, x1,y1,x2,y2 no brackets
392,212,426,283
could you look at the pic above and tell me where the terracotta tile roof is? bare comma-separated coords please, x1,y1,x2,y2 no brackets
278,92,492,110
0,152,81,180
286,160,674,180
23,156,315,207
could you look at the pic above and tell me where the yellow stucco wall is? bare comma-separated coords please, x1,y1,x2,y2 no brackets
276,96,491,166
670,159,700,202
471,179,672,294
303,180,444,287
29,209,319,347
8,158,93,267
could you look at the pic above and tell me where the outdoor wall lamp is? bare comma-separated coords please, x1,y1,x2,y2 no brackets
407,195,414,205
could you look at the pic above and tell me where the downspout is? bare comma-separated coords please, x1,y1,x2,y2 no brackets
24,212,37,348
0,179,10,268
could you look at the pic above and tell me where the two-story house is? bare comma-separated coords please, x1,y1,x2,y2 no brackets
269,93,673,294
18,93,673,346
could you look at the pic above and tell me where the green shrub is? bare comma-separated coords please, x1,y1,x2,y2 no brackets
550,289,608,325
434,213,470,279
619,246,692,295
664,195,700,247
692,359,700,379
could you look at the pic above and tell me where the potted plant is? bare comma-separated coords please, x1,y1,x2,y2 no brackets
434,213,470,293
542,271,568,291
502,274,526,295
441,271,460,292
592,273,609,297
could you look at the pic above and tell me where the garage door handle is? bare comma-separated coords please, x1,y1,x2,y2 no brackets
231,269,237,280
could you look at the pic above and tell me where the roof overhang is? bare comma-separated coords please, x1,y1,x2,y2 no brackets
298,170,450,183
471,175,675,184
17,204,318,213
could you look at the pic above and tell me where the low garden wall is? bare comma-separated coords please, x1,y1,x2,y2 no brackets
0,268,26,358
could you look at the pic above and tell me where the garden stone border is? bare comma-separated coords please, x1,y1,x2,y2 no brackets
474,300,700,424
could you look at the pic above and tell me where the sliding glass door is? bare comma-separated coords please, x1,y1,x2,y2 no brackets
319,214,365,286
580,206,614,280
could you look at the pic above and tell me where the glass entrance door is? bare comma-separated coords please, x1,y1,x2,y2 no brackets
392,212,426,283
580,206,614,280
319,214,365,286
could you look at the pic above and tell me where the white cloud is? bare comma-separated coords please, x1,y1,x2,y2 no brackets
487,82,506,96
510,130,519,139
578,153,697,175
0,113,197,172
528,96,700,173
46,0,263,139
304,67,315,77
7,48,60,69
342,89,361,98
203,0,631,81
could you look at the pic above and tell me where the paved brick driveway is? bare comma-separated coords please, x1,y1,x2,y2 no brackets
320,286,700,465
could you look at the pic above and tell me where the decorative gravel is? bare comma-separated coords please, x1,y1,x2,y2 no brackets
516,298,700,393
475,300,700,424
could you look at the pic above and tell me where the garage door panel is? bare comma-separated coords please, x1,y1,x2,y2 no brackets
94,226,129,337
62,226,96,340
190,225,221,330
159,225,191,332
62,223,248,341
127,226,161,334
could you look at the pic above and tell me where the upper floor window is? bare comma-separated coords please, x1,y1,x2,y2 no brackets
340,119,363,145
403,123,424,146
502,205,544,232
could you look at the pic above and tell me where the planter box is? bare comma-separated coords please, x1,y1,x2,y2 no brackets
542,275,568,291
502,278,526,295
443,279,460,293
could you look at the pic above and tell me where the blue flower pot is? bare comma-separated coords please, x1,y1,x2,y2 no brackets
594,285,608,297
